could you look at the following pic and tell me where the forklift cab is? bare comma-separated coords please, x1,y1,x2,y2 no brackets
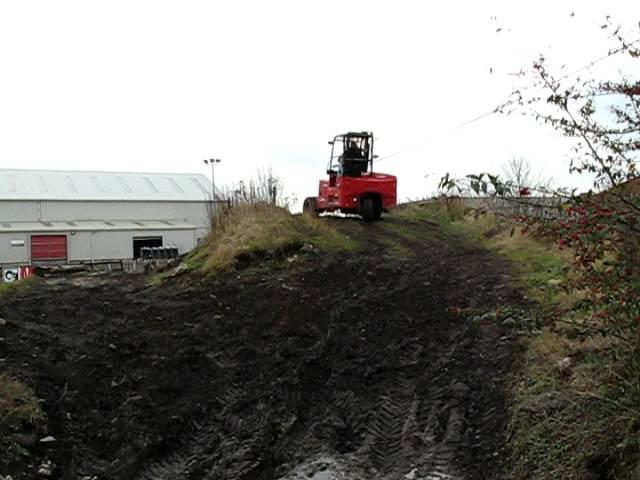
327,132,375,186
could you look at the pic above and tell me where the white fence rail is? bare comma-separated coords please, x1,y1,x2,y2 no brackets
442,196,565,218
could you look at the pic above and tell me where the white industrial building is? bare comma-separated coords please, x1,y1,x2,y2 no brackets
0,169,212,270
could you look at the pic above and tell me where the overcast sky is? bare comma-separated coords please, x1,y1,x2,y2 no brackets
1,1,638,209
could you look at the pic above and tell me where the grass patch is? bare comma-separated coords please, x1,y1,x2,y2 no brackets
379,237,415,259
395,201,567,303
400,200,639,478
303,214,359,254
0,277,37,298
376,219,431,259
508,329,640,480
484,225,568,305
190,203,357,274
378,219,424,243
0,373,46,470
184,246,209,271
393,199,467,224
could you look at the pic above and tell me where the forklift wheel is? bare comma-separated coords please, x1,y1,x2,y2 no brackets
361,197,376,222
303,197,318,217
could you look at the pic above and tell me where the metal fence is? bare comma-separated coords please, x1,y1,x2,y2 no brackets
444,196,565,219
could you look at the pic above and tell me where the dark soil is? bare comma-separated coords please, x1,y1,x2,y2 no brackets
0,215,523,480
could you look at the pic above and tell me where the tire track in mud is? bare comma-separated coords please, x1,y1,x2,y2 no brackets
273,329,476,480
357,332,468,480
132,218,512,480
134,421,218,480
358,342,421,474
131,295,344,480
133,382,274,480
362,386,411,473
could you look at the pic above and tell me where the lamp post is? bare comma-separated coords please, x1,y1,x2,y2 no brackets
203,158,222,218
203,157,222,203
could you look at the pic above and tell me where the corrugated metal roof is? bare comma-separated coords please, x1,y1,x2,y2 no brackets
0,220,198,233
0,169,214,201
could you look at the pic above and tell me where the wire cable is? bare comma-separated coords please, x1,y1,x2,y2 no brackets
456,36,640,129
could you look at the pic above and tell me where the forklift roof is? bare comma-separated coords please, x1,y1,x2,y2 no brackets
338,131,372,139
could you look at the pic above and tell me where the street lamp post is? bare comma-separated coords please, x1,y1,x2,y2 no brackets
203,158,222,207
203,158,222,219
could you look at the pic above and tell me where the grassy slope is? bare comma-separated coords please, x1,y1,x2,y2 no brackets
186,203,357,274
0,277,35,298
394,201,639,479
0,373,46,472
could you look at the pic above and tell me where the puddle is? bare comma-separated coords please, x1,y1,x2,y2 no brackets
277,455,367,480
277,454,461,480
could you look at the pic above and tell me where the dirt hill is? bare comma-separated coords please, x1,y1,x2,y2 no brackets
0,214,523,480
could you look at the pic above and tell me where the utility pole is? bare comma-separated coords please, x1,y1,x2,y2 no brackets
203,158,222,215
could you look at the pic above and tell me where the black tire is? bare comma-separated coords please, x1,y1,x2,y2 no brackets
303,197,318,217
373,207,382,221
361,197,375,222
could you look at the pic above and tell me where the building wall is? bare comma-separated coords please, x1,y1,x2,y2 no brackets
0,202,40,222
67,229,197,262
0,229,197,266
1,200,210,236
0,232,29,264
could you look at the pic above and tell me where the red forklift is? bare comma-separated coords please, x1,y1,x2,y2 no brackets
303,131,397,221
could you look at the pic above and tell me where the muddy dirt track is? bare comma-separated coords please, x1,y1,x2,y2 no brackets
0,216,523,480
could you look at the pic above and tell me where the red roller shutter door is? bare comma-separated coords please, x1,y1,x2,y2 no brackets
31,235,68,261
